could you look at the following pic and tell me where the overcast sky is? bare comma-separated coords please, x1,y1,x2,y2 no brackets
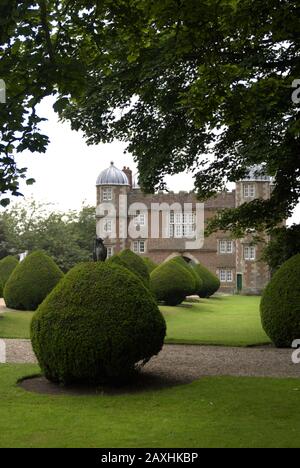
6,96,300,226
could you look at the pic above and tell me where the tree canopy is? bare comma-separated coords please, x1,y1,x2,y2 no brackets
0,199,95,271
0,0,299,234
262,224,300,272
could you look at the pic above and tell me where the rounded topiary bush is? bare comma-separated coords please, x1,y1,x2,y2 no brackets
193,263,220,298
109,249,150,287
171,257,202,294
31,262,166,384
143,257,158,274
150,258,195,306
260,254,300,348
0,256,18,297
4,250,63,311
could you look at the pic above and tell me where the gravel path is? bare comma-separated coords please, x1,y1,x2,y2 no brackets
3,339,300,379
4,339,37,364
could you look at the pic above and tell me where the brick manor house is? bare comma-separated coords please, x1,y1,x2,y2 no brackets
96,162,272,294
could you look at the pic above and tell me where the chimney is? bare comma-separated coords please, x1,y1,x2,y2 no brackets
123,166,132,189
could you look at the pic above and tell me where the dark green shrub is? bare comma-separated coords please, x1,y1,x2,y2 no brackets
0,256,18,297
106,254,124,268
31,262,166,384
171,256,202,294
108,249,150,287
150,258,195,306
143,257,158,274
193,263,220,298
260,254,300,347
4,250,63,311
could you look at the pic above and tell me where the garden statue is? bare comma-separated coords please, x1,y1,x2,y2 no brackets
93,237,107,262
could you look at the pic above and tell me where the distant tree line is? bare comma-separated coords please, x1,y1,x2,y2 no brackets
0,200,95,272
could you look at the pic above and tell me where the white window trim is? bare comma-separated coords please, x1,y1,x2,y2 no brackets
243,184,255,198
219,240,233,254
219,269,233,283
226,270,233,282
169,211,195,239
132,240,146,254
244,245,256,261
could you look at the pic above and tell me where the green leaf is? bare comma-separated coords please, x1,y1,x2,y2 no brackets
0,198,10,207
26,178,36,186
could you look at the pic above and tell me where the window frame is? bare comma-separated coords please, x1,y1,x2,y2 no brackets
132,240,146,254
219,269,233,283
243,184,255,198
219,240,233,254
244,245,256,261
104,220,112,233
102,187,113,201
169,211,195,239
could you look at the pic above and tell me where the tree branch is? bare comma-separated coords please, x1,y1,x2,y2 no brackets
38,0,56,64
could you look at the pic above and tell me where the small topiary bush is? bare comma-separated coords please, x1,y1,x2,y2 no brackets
108,249,150,287
260,254,300,348
4,250,63,311
0,256,18,297
150,257,195,306
143,257,158,274
31,262,166,384
193,263,220,298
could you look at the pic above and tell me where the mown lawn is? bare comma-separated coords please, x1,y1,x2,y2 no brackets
0,295,269,346
0,364,299,448
0,310,34,339
162,295,270,346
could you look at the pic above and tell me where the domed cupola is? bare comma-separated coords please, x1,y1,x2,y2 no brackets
96,162,129,186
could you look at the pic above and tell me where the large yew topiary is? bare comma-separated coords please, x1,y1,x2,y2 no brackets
260,254,300,348
0,256,18,297
150,257,195,306
4,250,63,311
143,257,158,274
193,263,220,298
31,262,166,384
171,256,202,294
108,249,150,287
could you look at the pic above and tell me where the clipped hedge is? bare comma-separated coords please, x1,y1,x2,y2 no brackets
0,256,18,297
31,262,166,384
4,250,63,311
171,256,202,294
260,254,300,347
143,257,158,274
150,257,195,306
108,249,150,287
193,263,220,298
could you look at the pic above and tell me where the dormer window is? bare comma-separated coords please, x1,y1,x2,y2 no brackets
102,187,112,201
